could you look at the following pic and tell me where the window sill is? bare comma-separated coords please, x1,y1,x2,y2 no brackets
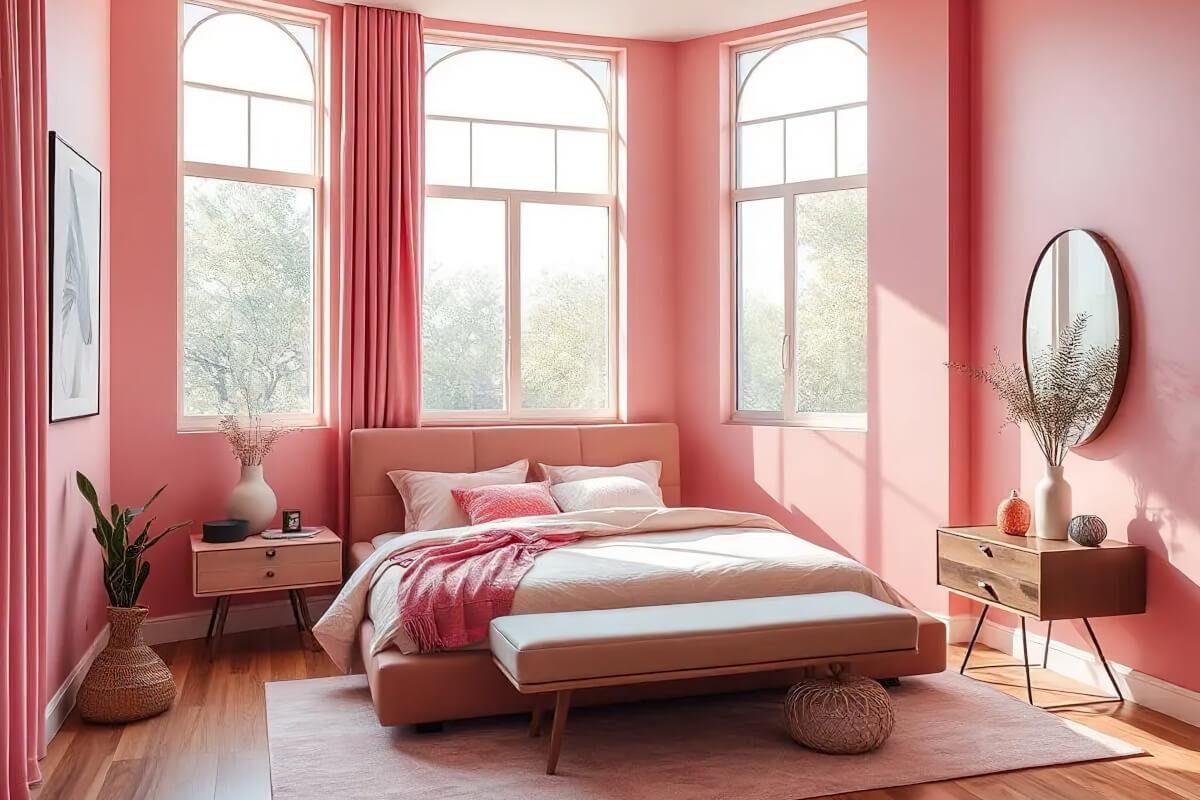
421,416,622,427
725,413,867,433
177,417,329,434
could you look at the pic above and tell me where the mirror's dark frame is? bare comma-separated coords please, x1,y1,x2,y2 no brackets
1021,228,1131,447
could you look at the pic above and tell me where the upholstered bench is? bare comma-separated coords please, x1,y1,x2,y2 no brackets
488,592,920,774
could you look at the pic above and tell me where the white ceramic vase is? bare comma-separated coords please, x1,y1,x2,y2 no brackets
227,464,277,534
1034,463,1072,540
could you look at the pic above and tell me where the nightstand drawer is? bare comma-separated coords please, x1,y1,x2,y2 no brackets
196,541,341,572
938,558,1040,614
937,531,1038,582
195,560,341,595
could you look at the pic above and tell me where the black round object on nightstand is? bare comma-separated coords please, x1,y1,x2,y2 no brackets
203,519,249,543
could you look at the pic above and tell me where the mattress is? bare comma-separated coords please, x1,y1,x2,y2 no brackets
364,522,907,656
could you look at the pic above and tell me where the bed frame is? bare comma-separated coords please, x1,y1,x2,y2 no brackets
348,423,946,726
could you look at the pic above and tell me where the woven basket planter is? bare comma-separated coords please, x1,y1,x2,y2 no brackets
77,606,176,724
783,672,895,754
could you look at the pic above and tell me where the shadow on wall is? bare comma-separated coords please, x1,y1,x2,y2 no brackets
1062,243,1200,679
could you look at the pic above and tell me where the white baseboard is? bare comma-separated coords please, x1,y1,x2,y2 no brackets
941,612,1200,729
44,593,335,746
44,625,110,747
142,593,335,645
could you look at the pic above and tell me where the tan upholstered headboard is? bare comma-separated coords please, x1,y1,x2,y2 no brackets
348,423,680,543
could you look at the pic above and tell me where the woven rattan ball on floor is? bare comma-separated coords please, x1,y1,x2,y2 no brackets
783,673,895,754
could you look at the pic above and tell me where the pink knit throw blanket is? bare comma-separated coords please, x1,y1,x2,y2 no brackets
389,527,583,652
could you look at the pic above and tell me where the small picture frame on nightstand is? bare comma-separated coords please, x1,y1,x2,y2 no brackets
281,509,302,533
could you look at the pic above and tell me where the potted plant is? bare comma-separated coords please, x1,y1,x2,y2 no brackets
74,472,190,723
219,413,294,535
949,314,1118,539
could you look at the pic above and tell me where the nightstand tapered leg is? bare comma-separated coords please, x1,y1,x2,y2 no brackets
1043,620,1053,668
1082,617,1123,701
205,599,220,641
288,590,305,630
292,588,320,651
1020,617,1033,704
959,604,988,674
208,596,230,660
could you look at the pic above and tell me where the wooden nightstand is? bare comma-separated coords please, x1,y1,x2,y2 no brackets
937,525,1145,706
191,527,342,658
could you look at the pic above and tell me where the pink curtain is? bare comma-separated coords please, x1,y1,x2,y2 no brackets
338,6,424,535
0,0,48,796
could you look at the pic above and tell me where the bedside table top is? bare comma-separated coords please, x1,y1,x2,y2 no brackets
937,525,1141,554
191,526,340,553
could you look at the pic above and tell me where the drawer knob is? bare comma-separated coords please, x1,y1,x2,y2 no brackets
266,549,277,558
976,580,996,597
977,543,993,558
266,570,276,578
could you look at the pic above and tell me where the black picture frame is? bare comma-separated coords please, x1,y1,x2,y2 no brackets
282,509,302,533
48,131,103,423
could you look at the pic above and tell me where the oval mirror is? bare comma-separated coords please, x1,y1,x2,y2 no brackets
1022,229,1130,447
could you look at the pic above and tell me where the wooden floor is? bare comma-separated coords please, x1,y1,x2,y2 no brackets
32,632,1200,799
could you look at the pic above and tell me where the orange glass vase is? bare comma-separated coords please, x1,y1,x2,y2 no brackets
996,490,1032,536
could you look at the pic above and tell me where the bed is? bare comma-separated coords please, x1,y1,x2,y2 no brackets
327,423,945,726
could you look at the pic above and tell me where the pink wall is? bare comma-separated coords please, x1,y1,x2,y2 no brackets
970,0,1200,691
110,0,342,618
673,0,969,612
44,0,111,695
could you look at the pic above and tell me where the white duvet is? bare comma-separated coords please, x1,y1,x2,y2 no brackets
313,507,908,673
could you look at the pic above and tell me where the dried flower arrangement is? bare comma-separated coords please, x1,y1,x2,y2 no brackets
949,313,1119,467
218,414,296,466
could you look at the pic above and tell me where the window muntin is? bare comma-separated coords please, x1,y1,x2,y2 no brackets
422,40,617,420
732,24,867,428
180,3,323,428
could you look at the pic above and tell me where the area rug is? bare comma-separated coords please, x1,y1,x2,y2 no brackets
265,671,1140,800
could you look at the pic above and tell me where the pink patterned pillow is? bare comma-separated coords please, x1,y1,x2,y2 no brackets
451,481,559,526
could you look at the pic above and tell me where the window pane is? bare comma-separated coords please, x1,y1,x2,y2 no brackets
422,198,507,412
426,119,470,186
785,112,835,183
472,123,554,191
737,198,785,412
182,177,315,416
184,2,218,36
837,106,867,176
568,57,611,102
183,86,247,167
520,204,610,410
738,120,783,189
250,97,312,173
184,12,314,100
556,130,608,193
794,188,867,414
738,36,866,122
426,49,607,128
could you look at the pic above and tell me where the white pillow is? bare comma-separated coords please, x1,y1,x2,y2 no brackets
387,460,528,532
551,476,666,513
539,459,663,500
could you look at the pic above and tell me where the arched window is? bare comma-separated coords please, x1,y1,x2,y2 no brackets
731,24,867,427
422,42,616,419
179,3,324,428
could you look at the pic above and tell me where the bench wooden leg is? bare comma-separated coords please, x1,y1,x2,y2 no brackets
546,690,572,775
529,694,545,738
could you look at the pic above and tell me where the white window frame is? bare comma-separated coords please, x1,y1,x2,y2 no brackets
421,34,620,424
178,0,327,432
729,19,868,431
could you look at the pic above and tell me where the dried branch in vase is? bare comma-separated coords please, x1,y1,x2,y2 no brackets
948,312,1119,467
218,414,296,466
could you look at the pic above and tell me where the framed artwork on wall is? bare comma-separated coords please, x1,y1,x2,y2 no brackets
49,131,102,423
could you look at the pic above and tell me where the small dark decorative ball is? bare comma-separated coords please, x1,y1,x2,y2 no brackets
1068,515,1107,547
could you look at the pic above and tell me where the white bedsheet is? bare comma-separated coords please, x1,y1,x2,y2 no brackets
314,507,908,671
